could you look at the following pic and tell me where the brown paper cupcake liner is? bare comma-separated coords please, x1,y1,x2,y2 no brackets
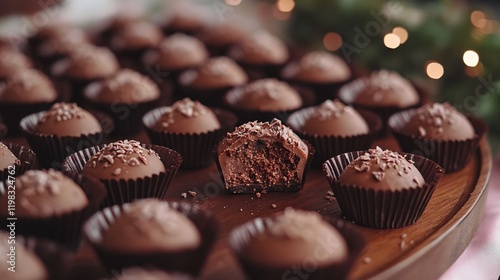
337,79,428,136
223,86,315,125
237,62,286,81
213,142,315,194
143,107,237,169
0,172,107,250
0,143,36,180
388,111,487,173
323,150,445,229
20,111,110,169
62,144,182,208
229,214,366,280
0,101,55,135
15,236,72,280
287,108,382,167
83,201,218,276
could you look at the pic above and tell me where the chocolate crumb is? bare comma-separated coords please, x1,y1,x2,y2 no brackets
112,168,121,176
372,171,385,181
324,196,336,202
326,191,334,197
271,204,277,209
255,192,261,198
363,257,372,264
188,191,196,197
181,192,187,199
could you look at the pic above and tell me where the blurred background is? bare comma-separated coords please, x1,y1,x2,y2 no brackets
1,0,499,151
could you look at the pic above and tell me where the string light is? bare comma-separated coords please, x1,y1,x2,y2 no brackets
273,6,291,20
225,0,242,6
465,62,484,78
323,32,343,51
426,62,444,79
277,0,295,13
471,10,486,28
392,27,408,44
463,50,480,67
383,33,400,49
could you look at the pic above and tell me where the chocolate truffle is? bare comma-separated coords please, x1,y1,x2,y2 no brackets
153,98,220,134
84,69,160,104
0,142,20,170
216,119,309,192
51,45,119,80
100,199,201,253
401,103,475,141
36,29,90,66
0,232,48,280
198,24,247,51
0,69,57,103
115,268,191,280
338,147,425,191
143,34,208,71
0,170,88,218
281,51,350,84
162,6,207,35
244,208,348,267
0,49,32,79
109,21,163,51
297,99,369,136
179,57,248,90
225,79,302,112
350,70,419,108
83,140,166,180
34,102,102,137
229,32,289,66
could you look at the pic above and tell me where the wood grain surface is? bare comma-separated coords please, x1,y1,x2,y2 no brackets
3,131,491,280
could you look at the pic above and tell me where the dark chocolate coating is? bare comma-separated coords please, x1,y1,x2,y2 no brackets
0,69,57,103
228,32,289,66
179,57,247,90
281,51,350,84
109,21,163,51
0,49,32,79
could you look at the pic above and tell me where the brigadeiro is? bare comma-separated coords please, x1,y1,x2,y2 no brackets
287,99,381,166
229,208,365,280
338,69,423,133
224,78,304,123
84,69,160,135
63,140,182,207
20,102,107,169
111,268,192,280
51,45,119,103
143,98,237,169
91,14,142,47
281,50,351,103
197,23,248,56
228,32,289,79
215,119,313,194
0,142,36,180
0,69,58,134
0,170,106,249
323,147,445,228
389,102,486,172
84,199,218,276
27,24,78,53
178,57,248,106
0,48,32,81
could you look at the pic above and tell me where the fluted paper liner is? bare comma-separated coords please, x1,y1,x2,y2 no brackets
323,151,445,229
388,110,487,173
18,237,71,280
229,215,366,280
143,107,237,169
0,143,36,180
20,111,110,169
62,144,182,207
338,79,428,135
0,172,106,250
83,201,218,276
287,108,382,167
213,141,315,194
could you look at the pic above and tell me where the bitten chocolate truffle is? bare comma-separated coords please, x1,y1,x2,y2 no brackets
179,57,248,90
0,69,57,103
225,79,302,112
83,140,165,180
216,119,309,192
401,103,475,141
297,99,369,137
0,232,48,280
153,98,220,134
109,21,163,52
338,147,425,191
0,49,32,79
281,51,350,84
100,199,201,253
228,32,289,66
51,45,119,80
0,170,88,218
34,103,102,137
350,70,419,108
244,208,348,267
84,69,160,104
0,142,20,170
143,34,208,71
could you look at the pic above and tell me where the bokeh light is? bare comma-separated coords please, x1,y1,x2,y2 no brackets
273,5,291,20
383,33,400,49
426,62,444,79
392,27,408,44
225,0,242,6
323,32,343,51
277,0,295,13
463,50,480,67
471,10,486,28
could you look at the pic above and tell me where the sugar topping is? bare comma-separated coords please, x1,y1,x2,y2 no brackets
39,103,85,123
201,57,238,76
0,50,31,69
312,99,349,120
242,33,284,54
160,33,204,53
367,70,415,94
226,119,303,147
125,199,192,236
415,103,458,137
300,51,340,70
265,208,326,240
106,69,155,92
90,140,159,169
17,170,67,196
2,69,49,91
241,79,293,101
159,98,209,128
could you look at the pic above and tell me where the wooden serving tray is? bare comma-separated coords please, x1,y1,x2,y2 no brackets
4,133,491,280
